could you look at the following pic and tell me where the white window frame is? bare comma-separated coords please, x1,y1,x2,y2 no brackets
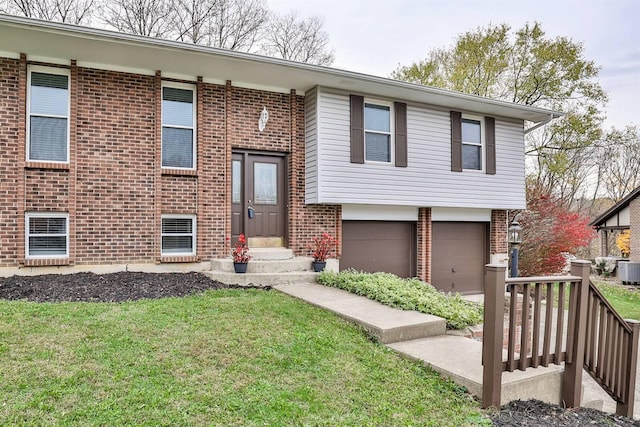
27,65,71,163
161,214,196,256
364,99,394,165
161,82,197,170
25,212,69,259
461,114,485,172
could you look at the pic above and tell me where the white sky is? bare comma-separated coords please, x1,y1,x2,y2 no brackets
269,0,640,129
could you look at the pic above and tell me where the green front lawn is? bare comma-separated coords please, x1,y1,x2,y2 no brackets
593,280,640,320
0,289,486,426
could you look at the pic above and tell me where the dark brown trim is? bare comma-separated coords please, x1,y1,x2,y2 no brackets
590,185,640,227
485,116,496,175
394,102,407,167
349,94,364,164
450,111,462,172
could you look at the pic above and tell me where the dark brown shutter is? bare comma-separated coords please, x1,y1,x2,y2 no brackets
350,95,364,164
394,102,407,167
485,116,496,175
450,111,462,172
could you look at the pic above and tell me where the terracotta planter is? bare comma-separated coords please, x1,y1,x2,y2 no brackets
312,261,326,272
233,262,248,273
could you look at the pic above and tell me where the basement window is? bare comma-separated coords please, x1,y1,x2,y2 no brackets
161,215,196,256
26,213,69,258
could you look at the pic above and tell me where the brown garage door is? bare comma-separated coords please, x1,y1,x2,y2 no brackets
431,222,488,294
341,221,416,278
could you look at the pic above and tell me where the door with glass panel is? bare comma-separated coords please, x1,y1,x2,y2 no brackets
231,153,286,246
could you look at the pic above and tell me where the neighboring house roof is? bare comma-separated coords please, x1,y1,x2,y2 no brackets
590,186,640,228
0,14,562,124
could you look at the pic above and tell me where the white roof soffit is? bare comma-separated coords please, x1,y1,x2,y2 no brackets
0,14,562,123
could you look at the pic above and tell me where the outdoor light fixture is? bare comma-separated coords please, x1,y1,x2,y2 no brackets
508,220,522,277
508,220,522,245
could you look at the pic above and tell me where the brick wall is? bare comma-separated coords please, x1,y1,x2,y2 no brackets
0,58,20,266
76,68,156,264
491,209,508,254
631,198,640,262
417,207,432,282
0,58,340,267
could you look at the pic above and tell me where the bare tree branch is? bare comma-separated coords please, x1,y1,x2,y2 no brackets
102,0,173,38
1,0,95,24
260,11,334,65
206,0,268,51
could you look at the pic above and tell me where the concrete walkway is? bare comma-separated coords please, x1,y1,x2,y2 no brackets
275,282,565,406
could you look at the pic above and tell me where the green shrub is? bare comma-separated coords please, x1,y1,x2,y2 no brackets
318,270,483,329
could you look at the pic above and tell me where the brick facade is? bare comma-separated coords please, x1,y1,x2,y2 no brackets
631,198,640,262
0,57,20,265
417,207,432,282
0,58,340,268
1,55,507,276
491,209,508,254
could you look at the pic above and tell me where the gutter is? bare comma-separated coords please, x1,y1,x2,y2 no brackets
524,113,557,134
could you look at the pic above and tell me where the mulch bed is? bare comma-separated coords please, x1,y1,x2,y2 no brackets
0,271,268,303
490,399,640,426
0,272,639,425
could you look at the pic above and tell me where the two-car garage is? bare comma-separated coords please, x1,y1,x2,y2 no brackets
339,207,490,294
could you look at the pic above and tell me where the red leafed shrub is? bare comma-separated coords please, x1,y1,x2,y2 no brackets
310,233,337,262
231,233,252,263
518,194,596,276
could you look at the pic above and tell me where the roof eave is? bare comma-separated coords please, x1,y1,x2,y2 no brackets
0,14,563,123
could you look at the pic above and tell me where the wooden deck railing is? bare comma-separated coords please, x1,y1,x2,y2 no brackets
483,260,640,417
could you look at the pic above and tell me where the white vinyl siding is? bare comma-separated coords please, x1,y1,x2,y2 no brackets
305,87,319,203
162,84,195,169
26,213,69,258
161,215,196,256
306,88,526,209
27,67,70,162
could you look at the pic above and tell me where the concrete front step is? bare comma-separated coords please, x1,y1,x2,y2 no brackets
211,257,315,274
275,282,446,344
248,247,294,260
204,271,318,287
388,335,564,406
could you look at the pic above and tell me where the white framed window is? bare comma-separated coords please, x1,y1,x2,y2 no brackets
162,83,196,169
25,213,69,258
462,116,484,171
27,66,70,163
364,100,393,163
161,215,196,256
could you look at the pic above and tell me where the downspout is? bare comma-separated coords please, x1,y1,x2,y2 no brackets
524,113,556,134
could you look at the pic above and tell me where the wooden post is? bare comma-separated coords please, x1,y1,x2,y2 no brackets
482,264,506,408
562,260,591,407
617,320,640,417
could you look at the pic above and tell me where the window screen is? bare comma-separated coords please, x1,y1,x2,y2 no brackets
161,217,195,255
29,71,69,162
462,119,482,170
364,103,391,162
162,87,194,169
27,215,68,257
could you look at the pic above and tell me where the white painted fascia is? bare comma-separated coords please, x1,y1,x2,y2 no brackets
431,207,492,222
342,204,419,221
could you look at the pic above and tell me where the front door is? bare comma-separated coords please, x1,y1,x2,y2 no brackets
231,153,286,246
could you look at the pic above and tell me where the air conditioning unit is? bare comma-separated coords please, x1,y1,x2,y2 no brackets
618,262,640,285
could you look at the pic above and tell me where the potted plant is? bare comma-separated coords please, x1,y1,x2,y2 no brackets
231,233,251,273
310,232,337,272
